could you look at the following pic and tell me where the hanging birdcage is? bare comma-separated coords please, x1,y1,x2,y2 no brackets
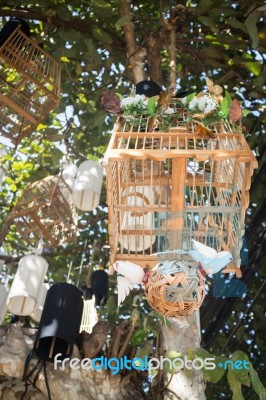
0,25,61,145
103,112,257,276
2,175,78,246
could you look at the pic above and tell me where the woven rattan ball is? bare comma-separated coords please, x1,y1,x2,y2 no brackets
144,259,205,318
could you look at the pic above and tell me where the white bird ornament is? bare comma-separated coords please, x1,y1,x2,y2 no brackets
113,261,145,306
189,239,234,275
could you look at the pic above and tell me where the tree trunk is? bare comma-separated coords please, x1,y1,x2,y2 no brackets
161,312,206,400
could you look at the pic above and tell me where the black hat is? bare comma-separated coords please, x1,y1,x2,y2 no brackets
136,80,162,97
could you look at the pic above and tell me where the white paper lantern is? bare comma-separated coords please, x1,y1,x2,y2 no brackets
62,163,78,191
120,186,155,252
31,283,49,322
73,160,103,211
7,254,48,316
0,285,8,324
0,146,7,186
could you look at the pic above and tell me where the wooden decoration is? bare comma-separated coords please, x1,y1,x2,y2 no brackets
79,296,98,333
0,26,61,145
145,260,205,318
103,115,258,275
2,175,78,246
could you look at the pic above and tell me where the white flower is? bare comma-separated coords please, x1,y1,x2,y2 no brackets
120,96,137,108
197,95,210,111
134,94,145,103
164,107,175,115
181,97,187,105
203,100,217,114
188,97,199,110
120,94,147,110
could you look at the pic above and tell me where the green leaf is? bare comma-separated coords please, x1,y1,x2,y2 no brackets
147,97,157,115
225,18,247,33
115,16,132,28
246,62,262,76
245,11,259,49
130,329,149,346
164,350,183,374
228,367,244,400
225,91,233,108
250,364,266,400
231,351,251,386
93,27,113,44
106,295,116,314
115,93,124,100
242,109,250,117
186,92,196,104
194,349,226,383
198,0,212,13
198,16,219,33
220,97,229,117
135,342,153,360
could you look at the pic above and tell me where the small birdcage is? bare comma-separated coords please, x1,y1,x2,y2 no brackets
103,114,257,276
0,26,61,145
3,175,77,246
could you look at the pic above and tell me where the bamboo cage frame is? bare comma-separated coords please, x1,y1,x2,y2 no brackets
0,26,61,145
3,175,77,247
103,117,258,276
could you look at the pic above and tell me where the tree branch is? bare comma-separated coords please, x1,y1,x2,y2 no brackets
120,0,145,83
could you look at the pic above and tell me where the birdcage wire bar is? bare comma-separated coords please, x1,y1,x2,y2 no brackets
3,175,77,246
104,116,257,275
0,26,61,145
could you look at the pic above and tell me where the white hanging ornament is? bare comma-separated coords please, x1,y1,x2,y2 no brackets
79,296,98,333
0,284,9,324
62,162,78,191
73,160,103,211
7,252,48,316
31,283,49,323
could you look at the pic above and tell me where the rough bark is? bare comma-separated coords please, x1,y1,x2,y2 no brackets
0,325,145,400
145,33,163,86
161,313,206,400
121,0,145,83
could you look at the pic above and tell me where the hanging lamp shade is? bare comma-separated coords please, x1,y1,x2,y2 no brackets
31,283,49,323
0,284,8,324
35,282,83,362
73,160,103,211
62,163,78,191
0,145,7,186
7,254,48,316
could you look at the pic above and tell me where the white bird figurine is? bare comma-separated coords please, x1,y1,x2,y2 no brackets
113,261,145,306
189,239,234,275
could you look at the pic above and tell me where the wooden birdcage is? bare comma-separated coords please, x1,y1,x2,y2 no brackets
0,26,61,145
103,115,258,276
2,175,77,247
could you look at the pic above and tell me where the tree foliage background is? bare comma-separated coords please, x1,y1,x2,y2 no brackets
0,1,265,399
